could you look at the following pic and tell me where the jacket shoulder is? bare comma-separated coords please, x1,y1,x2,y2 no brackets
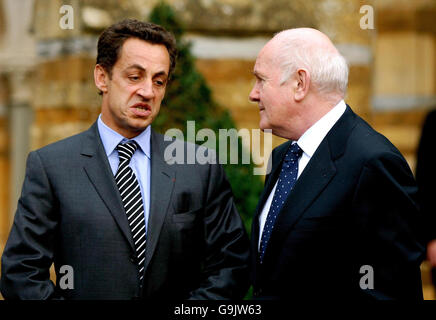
32,128,92,160
346,115,409,169
152,129,217,164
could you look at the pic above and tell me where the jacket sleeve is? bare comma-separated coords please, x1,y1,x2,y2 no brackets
351,150,425,300
416,110,436,242
1,151,60,300
188,162,250,300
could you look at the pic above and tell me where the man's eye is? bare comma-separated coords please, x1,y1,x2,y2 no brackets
128,76,140,81
154,80,165,86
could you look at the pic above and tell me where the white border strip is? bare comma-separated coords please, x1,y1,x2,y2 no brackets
372,95,436,110
186,35,269,60
188,36,372,65
336,43,372,66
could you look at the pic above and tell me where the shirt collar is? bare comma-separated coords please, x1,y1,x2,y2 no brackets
97,114,151,159
297,100,347,158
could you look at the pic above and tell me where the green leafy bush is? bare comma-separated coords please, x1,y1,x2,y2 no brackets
149,2,264,234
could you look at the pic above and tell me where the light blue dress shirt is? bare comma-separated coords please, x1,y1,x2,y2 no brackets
97,115,151,232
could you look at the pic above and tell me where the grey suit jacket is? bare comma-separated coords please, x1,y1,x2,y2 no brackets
1,122,249,300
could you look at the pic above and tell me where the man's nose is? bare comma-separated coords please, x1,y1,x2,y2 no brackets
249,87,259,102
137,81,155,100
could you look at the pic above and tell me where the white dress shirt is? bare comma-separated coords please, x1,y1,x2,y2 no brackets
258,100,347,250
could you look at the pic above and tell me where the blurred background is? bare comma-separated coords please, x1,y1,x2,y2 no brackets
0,0,435,299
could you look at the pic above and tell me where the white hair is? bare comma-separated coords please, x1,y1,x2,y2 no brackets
275,34,349,97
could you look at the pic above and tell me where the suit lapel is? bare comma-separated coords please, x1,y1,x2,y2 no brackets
143,129,176,273
251,141,291,278
253,142,292,221
262,106,358,261
274,141,336,229
81,122,135,251
253,140,337,270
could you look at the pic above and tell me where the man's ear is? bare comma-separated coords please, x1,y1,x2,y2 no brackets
294,68,310,102
94,64,109,94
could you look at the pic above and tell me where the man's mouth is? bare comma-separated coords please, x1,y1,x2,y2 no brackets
130,103,152,117
131,103,151,111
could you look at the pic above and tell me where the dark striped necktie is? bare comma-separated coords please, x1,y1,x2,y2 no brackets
115,141,146,281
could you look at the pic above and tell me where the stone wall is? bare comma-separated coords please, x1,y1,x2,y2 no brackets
372,0,436,171
29,0,376,160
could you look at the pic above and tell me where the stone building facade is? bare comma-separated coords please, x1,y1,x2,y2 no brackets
0,0,435,298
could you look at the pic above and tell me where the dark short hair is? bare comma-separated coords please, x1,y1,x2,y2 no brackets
96,19,177,79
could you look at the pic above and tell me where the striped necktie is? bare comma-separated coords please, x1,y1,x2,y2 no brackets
115,141,146,281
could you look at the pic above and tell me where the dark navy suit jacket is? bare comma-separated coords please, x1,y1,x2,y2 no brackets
251,106,424,300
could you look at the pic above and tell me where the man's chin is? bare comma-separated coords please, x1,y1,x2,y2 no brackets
259,121,271,131
123,120,151,137
130,117,153,128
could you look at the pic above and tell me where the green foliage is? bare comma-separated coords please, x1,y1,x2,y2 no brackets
149,2,263,234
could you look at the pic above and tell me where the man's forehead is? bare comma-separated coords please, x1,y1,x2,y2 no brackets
120,41,168,61
124,64,146,72
254,46,274,72
116,39,170,73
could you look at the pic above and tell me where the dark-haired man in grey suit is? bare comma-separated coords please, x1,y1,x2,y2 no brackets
1,19,249,300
